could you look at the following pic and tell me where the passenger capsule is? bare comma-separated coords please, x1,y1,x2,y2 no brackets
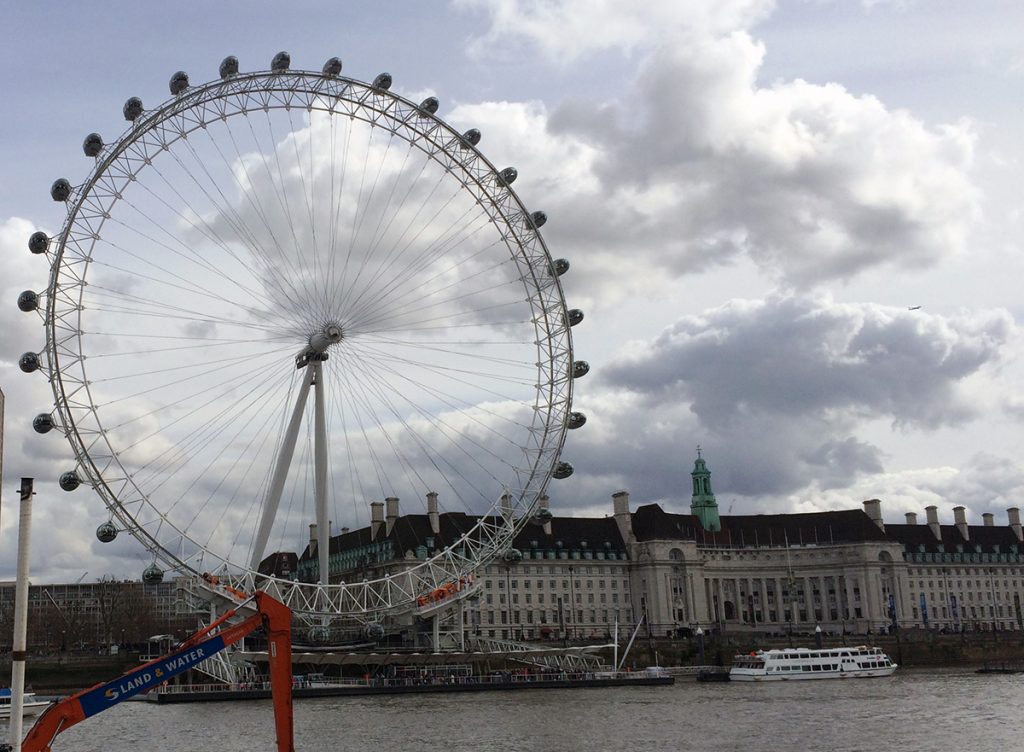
552,258,570,276
271,51,290,72
552,461,575,480
32,413,55,434
59,471,81,492
567,309,584,327
372,72,392,90
503,548,523,563
96,522,118,543
17,290,39,312
18,352,40,373
142,563,165,584
530,210,547,228
461,128,481,147
219,55,239,79
419,96,439,115
169,71,189,96
82,133,104,157
322,57,343,77
532,507,554,525
572,361,590,379
123,96,144,121
50,179,72,202
365,623,385,640
567,411,587,430
28,231,50,254
497,167,518,186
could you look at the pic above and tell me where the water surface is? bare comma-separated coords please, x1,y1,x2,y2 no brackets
25,668,1021,752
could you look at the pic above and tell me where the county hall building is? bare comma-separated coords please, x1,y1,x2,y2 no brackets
284,454,1024,640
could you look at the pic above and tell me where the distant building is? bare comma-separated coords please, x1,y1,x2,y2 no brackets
0,577,205,653
285,453,1024,640
258,551,298,580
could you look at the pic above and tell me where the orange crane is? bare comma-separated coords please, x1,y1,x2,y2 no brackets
15,590,294,752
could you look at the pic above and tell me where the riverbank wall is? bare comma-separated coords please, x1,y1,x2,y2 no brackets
621,629,1024,669
6,630,1023,694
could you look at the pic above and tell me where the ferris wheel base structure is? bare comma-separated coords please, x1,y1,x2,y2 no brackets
17,52,588,629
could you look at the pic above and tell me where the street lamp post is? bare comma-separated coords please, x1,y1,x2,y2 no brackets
988,567,998,636
504,565,514,640
568,566,577,640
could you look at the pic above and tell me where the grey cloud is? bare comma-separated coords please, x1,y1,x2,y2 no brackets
602,295,1010,429
543,296,1014,508
922,452,1024,513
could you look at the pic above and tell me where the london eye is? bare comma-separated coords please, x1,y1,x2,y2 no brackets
17,53,586,627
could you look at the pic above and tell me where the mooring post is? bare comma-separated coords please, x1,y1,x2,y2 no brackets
8,478,35,752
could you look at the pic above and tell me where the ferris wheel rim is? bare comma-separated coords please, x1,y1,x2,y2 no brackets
38,60,577,621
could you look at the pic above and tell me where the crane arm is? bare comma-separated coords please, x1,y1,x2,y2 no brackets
19,590,294,752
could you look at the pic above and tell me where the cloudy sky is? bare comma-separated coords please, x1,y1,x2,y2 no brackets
2,0,1023,583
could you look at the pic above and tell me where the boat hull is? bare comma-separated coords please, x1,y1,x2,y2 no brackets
729,645,897,682
0,700,53,719
730,666,896,681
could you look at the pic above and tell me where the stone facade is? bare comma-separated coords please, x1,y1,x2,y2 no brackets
294,456,1024,640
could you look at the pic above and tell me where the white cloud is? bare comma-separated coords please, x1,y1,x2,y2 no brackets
452,4,981,295
458,0,775,63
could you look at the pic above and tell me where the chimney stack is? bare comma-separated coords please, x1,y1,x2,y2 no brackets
427,491,440,535
1009,508,1023,542
982,513,994,527
385,497,400,535
905,512,917,525
370,501,384,538
953,506,969,541
862,499,884,532
925,505,941,540
612,490,634,544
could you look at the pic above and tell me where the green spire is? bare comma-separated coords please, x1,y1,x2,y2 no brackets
690,445,720,531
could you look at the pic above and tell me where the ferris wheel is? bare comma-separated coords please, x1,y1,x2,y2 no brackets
17,53,586,626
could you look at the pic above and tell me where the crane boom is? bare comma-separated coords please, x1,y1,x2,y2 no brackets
16,590,294,752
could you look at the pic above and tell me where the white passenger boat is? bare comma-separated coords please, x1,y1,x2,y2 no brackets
0,688,53,719
729,646,897,681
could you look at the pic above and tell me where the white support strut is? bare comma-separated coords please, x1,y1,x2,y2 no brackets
250,367,316,570
313,360,329,587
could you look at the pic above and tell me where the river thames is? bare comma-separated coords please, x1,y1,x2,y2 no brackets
28,668,1021,751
